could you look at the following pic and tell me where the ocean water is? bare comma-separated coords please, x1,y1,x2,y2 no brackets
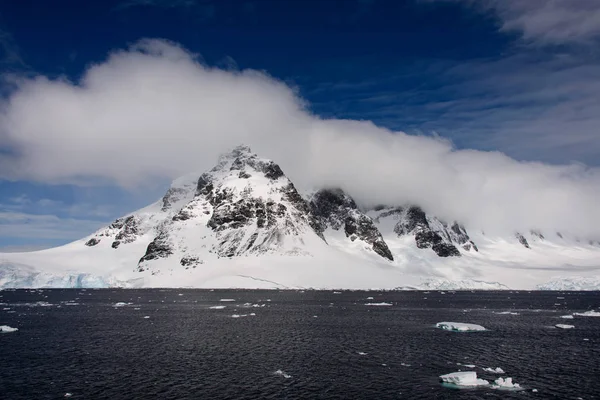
1,289,599,399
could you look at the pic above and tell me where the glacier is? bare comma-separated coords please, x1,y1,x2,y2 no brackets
2,145,600,290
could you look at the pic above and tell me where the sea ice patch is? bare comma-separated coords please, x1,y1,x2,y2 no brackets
436,322,486,332
483,367,505,374
0,325,18,333
440,371,489,388
491,377,523,390
555,324,575,329
573,310,600,317
274,370,292,379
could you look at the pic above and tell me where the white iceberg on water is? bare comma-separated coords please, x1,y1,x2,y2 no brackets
436,322,486,332
440,371,489,387
0,325,18,333
573,310,600,317
555,324,575,329
491,377,523,390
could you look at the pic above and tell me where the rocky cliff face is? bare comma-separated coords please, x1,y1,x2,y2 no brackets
370,206,478,257
309,188,394,261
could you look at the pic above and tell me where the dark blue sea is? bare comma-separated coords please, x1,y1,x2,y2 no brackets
1,289,599,399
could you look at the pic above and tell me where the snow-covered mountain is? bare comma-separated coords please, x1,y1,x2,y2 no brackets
2,145,600,290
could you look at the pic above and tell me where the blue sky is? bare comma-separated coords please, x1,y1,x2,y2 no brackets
1,0,600,249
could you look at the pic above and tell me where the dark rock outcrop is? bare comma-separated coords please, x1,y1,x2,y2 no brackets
310,188,393,261
516,232,530,249
85,238,100,247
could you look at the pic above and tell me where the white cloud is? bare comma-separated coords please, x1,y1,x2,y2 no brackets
431,0,600,45
1,39,600,238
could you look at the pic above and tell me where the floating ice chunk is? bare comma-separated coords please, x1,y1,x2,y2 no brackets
209,305,226,309
220,299,235,302
365,302,392,306
274,370,292,379
64,393,73,398
0,325,18,333
143,316,150,319
440,371,489,387
532,389,538,392
436,322,486,332
491,377,522,390
357,352,367,356
573,310,600,317
231,313,256,318
483,367,505,374
559,315,574,319
556,324,575,329
112,302,132,307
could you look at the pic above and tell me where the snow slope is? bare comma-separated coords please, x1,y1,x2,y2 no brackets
2,146,600,290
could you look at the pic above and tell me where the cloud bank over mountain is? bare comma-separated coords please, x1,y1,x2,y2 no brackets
1,39,599,237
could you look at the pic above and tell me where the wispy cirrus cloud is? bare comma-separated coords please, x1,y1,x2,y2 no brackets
0,211,105,240
428,0,600,45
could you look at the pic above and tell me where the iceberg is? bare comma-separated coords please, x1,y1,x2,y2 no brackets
0,325,18,333
491,377,522,390
436,322,486,332
573,310,600,317
483,367,505,374
556,324,575,329
440,371,489,387
274,370,292,379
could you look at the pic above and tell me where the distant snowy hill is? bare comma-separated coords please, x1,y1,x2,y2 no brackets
2,145,600,290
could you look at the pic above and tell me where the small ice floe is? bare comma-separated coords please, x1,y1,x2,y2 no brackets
231,313,256,318
209,305,226,309
556,324,575,329
483,367,504,374
220,299,236,302
493,311,519,315
143,316,150,319
274,370,292,379
64,393,73,398
573,310,600,317
491,377,523,390
0,325,18,333
440,371,489,388
364,302,392,306
436,322,486,332
357,352,368,356
532,389,538,392
112,302,132,307
559,315,574,319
